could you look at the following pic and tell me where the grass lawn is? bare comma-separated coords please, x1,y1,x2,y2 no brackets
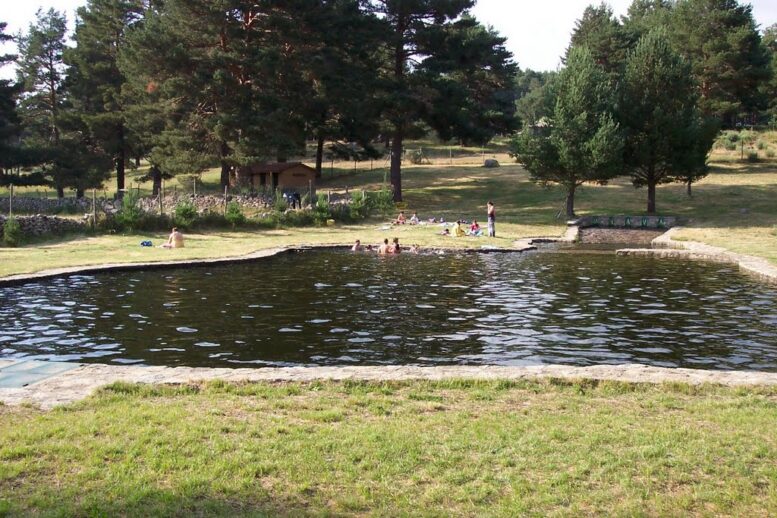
3,152,777,276
2,379,776,516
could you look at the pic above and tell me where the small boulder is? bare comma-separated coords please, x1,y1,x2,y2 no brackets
484,159,500,168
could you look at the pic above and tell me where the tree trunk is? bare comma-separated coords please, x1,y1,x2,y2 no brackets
390,127,403,202
116,123,125,199
56,185,64,198
565,186,576,218
686,180,692,197
647,181,657,214
315,134,324,179
76,189,84,199
220,141,231,189
151,165,162,197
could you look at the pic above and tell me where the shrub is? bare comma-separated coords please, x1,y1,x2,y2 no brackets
2,216,23,247
173,200,198,228
766,149,775,158
409,148,430,165
757,140,766,150
225,202,246,227
724,141,737,151
274,188,288,212
349,190,369,221
114,192,145,232
279,209,315,227
314,193,330,225
746,151,759,163
368,187,394,215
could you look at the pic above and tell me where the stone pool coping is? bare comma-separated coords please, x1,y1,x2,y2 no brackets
616,227,777,285
2,362,777,409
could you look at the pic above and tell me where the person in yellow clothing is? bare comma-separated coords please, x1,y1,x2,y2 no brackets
453,220,466,237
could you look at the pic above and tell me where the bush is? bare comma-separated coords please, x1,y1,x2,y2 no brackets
114,192,145,232
746,151,759,163
173,200,198,228
274,188,288,212
409,148,430,165
368,187,394,215
349,190,369,221
724,141,737,151
279,209,315,227
766,149,775,158
314,193,330,225
225,202,246,227
2,216,23,247
757,140,766,150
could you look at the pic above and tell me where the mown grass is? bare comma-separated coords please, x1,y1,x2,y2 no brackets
1,379,776,516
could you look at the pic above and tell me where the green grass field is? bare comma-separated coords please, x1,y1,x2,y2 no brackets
2,379,777,516
2,144,777,275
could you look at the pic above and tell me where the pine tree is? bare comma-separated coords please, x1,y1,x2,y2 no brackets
670,0,770,123
621,30,712,214
0,22,23,175
65,0,144,198
367,0,515,201
566,3,630,77
512,47,622,218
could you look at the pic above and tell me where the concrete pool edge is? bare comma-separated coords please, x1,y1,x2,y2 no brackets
2,362,777,409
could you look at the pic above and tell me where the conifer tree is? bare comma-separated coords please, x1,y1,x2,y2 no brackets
621,30,713,214
670,0,770,123
0,22,23,176
65,0,144,198
513,47,622,218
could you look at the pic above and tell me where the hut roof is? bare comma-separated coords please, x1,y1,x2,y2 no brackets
247,162,315,174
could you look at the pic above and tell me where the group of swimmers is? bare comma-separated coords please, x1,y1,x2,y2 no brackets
352,238,419,254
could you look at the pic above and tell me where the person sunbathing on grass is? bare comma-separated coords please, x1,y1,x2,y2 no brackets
160,228,184,248
393,211,407,225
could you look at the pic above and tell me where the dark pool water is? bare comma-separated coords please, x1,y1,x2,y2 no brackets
1,250,777,370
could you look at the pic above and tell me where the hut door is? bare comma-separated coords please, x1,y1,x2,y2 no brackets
272,172,279,190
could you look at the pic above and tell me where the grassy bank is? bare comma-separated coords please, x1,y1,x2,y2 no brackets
2,146,777,276
2,379,776,516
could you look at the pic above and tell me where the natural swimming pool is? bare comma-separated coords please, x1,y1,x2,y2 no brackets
1,249,776,371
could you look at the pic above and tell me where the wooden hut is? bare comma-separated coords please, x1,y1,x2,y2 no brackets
233,162,316,191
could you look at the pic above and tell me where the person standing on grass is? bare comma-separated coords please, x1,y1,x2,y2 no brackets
487,201,496,237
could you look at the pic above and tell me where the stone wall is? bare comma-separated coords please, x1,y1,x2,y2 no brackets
0,196,114,215
0,214,87,238
574,215,677,230
579,228,665,245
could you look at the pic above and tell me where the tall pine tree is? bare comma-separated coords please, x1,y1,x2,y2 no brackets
66,0,144,198
621,30,712,214
512,47,622,218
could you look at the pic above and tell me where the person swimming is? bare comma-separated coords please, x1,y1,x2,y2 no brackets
351,239,363,251
378,238,390,254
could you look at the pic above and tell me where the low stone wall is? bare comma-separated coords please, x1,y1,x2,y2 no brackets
579,228,665,245
0,196,110,215
0,214,87,238
574,215,677,230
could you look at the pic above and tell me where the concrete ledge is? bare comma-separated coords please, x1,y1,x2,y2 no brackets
617,227,777,285
2,363,777,410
